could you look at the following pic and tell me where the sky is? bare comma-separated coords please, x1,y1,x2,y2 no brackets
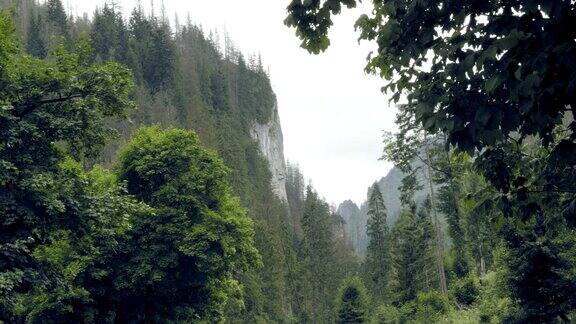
70,0,398,206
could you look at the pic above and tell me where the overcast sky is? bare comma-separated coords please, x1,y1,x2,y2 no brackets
70,0,398,206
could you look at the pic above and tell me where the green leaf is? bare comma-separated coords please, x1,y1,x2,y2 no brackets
485,76,501,93
423,116,436,130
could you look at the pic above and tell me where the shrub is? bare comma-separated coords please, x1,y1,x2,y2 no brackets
452,276,480,306
371,305,400,324
476,271,520,323
414,291,450,322
336,276,370,323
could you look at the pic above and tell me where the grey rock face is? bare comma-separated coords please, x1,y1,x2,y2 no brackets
337,200,368,256
338,161,434,255
249,103,288,202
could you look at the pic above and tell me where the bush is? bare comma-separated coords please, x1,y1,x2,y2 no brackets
336,276,370,323
414,291,450,322
476,271,520,323
444,307,482,324
452,276,480,306
371,305,400,324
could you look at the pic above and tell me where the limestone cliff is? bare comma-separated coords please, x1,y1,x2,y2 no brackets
249,103,288,202
337,200,368,256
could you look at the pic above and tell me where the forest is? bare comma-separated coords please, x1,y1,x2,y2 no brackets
0,0,575,323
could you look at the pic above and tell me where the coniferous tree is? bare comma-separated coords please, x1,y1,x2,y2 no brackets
337,277,370,324
210,66,230,111
433,144,471,279
390,209,419,304
438,184,470,278
390,205,435,304
147,14,174,91
127,4,175,92
26,12,46,58
382,110,448,295
286,162,305,237
414,198,437,292
128,4,152,87
364,183,391,301
459,168,500,275
90,4,130,63
46,0,68,39
300,186,338,322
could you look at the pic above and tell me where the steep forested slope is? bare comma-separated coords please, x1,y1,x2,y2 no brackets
87,5,296,321
0,1,359,322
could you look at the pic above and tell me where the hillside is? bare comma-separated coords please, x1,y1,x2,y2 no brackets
0,1,362,322
5,0,575,322
338,161,436,255
1,1,295,321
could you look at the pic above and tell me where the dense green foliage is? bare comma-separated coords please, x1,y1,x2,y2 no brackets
7,0,575,321
336,276,369,324
0,1,363,322
389,207,434,304
287,0,576,322
0,7,264,321
0,9,133,320
299,186,344,322
364,184,391,302
114,126,260,321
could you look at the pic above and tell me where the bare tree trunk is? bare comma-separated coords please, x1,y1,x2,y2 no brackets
479,241,486,276
355,222,360,251
423,132,448,294
424,265,430,291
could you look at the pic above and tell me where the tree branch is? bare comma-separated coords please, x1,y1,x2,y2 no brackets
13,93,85,117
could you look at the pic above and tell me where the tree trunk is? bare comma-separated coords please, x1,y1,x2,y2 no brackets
423,132,448,294
479,242,486,276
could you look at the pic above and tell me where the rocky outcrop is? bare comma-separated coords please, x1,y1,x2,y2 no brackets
249,103,288,202
338,161,434,256
337,200,368,256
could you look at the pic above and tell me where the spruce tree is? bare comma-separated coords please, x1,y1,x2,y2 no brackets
390,205,434,304
364,183,391,302
337,277,369,324
26,12,46,58
128,4,174,92
301,186,338,322
46,0,68,38
437,183,470,278
148,15,175,91
414,198,436,292
128,4,152,85
432,145,471,279
286,162,305,237
90,4,128,62
390,209,420,304
210,66,230,111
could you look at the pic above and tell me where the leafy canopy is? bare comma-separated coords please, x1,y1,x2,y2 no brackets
287,0,576,153
115,125,261,321
286,1,576,321
0,8,133,321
